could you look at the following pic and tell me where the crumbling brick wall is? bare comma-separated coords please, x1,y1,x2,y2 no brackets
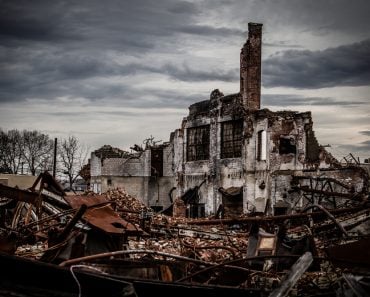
240,23,262,110
90,145,175,209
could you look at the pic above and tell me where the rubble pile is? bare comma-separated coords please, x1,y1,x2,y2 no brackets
103,188,206,227
127,229,247,263
15,242,47,259
0,173,369,297
105,188,149,212
152,213,189,226
128,238,182,257
180,236,245,262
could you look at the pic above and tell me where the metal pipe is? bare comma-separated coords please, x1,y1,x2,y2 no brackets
302,204,349,237
181,240,237,258
59,249,216,267
57,204,87,244
187,206,364,225
176,254,324,283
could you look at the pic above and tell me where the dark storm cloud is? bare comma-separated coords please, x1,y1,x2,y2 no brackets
130,89,207,109
99,88,207,109
0,0,241,48
281,0,370,35
1,0,369,110
262,94,367,107
0,0,194,49
264,41,303,49
167,1,198,14
78,86,206,109
0,37,249,103
263,39,370,89
0,42,237,103
177,25,244,37
0,16,64,42
203,0,370,36
359,131,370,136
0,0,244,104
0,0,75,43
158,64,238,82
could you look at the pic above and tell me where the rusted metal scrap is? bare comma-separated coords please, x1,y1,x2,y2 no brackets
0,183,40,205
186,205,365,226
1,180,370,296
64,194,142,236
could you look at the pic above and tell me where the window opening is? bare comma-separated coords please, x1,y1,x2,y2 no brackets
257,130,267,160
221,120,243,158
187,125,210,161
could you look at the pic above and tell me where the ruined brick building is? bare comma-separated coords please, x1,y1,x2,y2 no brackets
90,23,368,217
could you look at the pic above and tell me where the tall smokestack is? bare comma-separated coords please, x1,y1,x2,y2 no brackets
240,23,262,110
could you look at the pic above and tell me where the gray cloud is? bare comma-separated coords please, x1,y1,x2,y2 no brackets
359,131,370,136
262,94,368,107
361,140,370,146
202,0,370,37
337,141,370,155
177,25,244,37
0,1,77,43
2,0,369,106
263,39,370,89
158,63,238,82
0,16,63,42
0,0,200,53
0,0,242,50
0,0,242,104
264,41,303,49
167,2,199,14
0,44,237,103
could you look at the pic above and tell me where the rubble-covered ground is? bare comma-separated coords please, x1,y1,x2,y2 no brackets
1,182,369,297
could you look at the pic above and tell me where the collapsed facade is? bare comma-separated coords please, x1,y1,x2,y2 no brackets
90,23,368,217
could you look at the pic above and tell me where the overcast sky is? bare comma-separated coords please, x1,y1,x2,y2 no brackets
1,0,369,161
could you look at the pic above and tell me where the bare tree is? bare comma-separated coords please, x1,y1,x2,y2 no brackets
6,129,24,174
22,130,53,175
59,136,88,191
0,129,24,174
0,129,11,173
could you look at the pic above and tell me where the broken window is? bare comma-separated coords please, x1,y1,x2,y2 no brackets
186,125,210,161
221,120,243,158
151,148,163,177
107,179,112,186
188,203,205,218
279,136,296,155
257,130,267,161
219,186,243,216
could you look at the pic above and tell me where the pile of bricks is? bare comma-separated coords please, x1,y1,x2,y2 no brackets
105,188,150,212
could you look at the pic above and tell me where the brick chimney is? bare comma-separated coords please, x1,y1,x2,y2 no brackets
240,23,263,110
